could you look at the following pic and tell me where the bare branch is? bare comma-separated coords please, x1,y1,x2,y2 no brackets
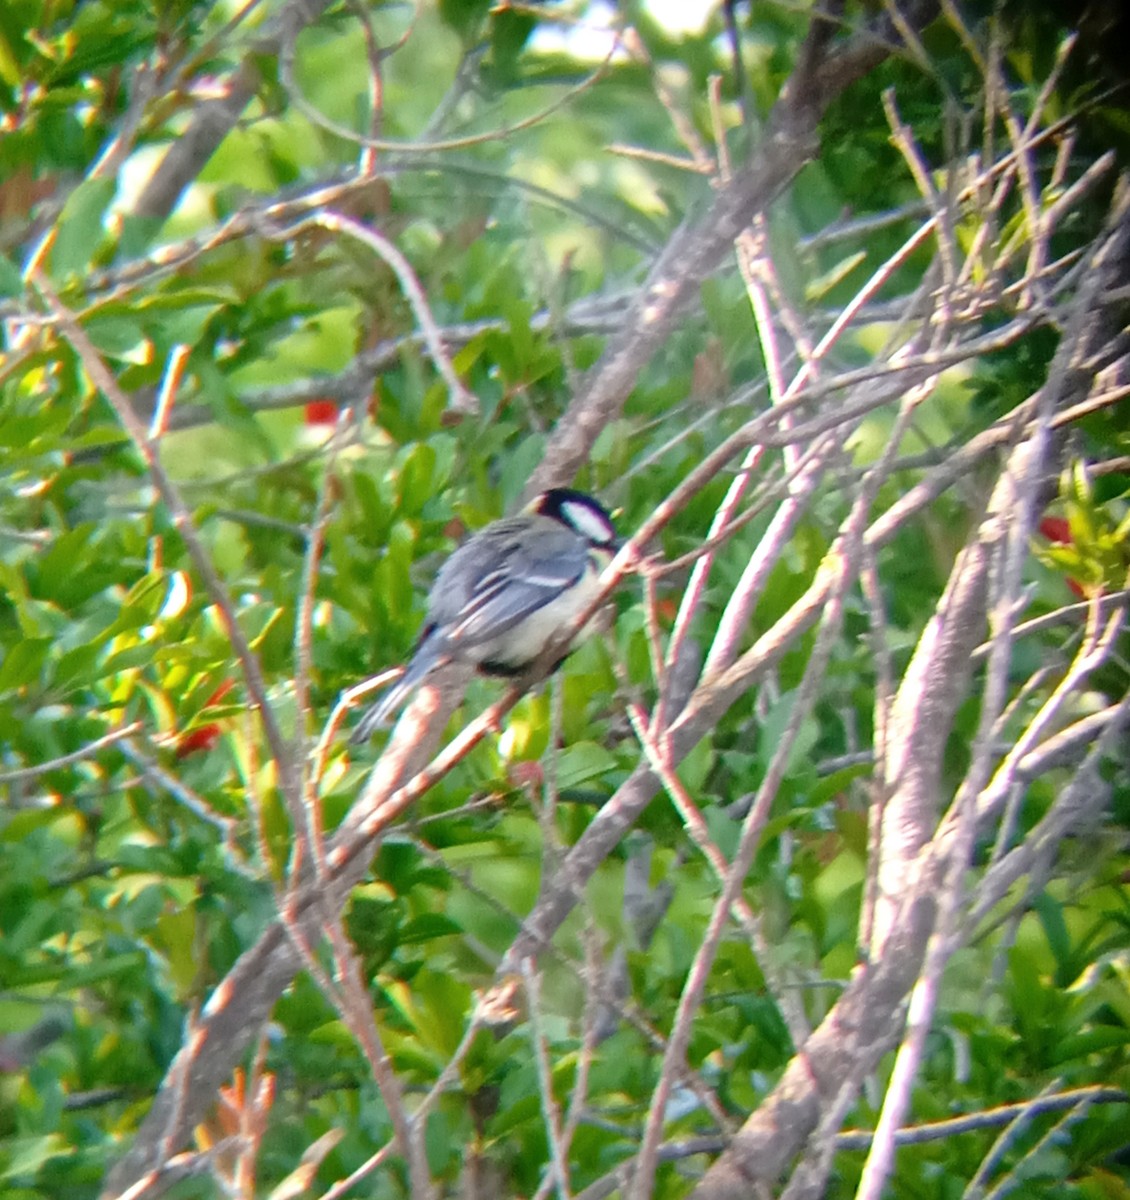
129,0,336,224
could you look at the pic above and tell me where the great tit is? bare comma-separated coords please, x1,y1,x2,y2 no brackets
351,488,620,741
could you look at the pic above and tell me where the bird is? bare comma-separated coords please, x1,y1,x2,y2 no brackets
351,487,621,742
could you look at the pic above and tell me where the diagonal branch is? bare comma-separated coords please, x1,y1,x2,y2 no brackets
525,3,937,496
128,0,336,225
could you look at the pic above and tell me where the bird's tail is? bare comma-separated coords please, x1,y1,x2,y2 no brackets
350,633,444,744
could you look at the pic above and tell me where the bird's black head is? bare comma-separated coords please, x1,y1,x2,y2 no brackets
529,488,620,551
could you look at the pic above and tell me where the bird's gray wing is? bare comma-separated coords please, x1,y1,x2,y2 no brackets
435,518,588,649
352,517,589,741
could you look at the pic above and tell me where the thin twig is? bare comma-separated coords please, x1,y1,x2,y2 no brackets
0,721,143,784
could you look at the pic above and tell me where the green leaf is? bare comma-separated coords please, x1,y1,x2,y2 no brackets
1052,1027,1130,1063
0,637,51,689
556,741,618,791
488,8,536,84
49,177,116,278
399,913,463,944
757,691,819,778
438,0,492,41
116,213,165,261
804,250,866,302
85,312,150,360
0,253,23,298
1034,892,1072,974
397,442,438,515
1,1134,68,1181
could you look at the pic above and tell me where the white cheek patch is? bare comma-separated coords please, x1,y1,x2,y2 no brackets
562,500,613,546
